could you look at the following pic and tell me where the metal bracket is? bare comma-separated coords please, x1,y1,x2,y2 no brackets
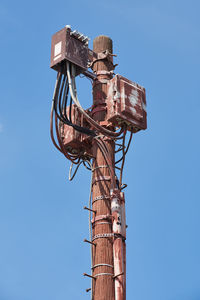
84,239,96,246
84,206,96,214
83,273,96,280
88,50,117,69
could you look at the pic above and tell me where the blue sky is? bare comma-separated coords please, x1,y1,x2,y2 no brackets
0,0,200,299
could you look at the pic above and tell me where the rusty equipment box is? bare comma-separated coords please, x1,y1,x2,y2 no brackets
106,75,147,132
50,26,89,75
60,104,92,157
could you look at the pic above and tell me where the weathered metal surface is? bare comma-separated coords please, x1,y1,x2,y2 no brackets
107,74,147,132
50,26,88,75
111,189,126,300
92,35,115,300
60,104,92,157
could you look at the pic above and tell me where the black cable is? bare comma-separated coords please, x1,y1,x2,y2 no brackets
115,131,133,164
53,73,96,137
83,160,92,171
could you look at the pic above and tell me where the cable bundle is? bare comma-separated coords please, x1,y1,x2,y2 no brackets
50,61,133,189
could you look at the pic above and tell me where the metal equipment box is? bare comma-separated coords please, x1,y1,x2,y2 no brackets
60,104,92,157
106,75,147,132
50,26,89,75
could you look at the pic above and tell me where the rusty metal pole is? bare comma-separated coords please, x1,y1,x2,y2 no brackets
91,36,115,300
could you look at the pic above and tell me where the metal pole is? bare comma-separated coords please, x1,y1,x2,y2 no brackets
91,36,115,300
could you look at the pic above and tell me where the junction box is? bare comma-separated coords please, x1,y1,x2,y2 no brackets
107,75,147,132
60,104,93,157
50,26,89,75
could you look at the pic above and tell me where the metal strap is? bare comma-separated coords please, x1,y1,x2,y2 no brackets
92,263,114,269
93,221,112,225
92,195,110,204
94,70,114,76
92,233,114,241
94,272,114,278
89,51,114,69
92,232,126,241
92,165,110,171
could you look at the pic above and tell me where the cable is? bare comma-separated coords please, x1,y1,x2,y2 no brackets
115,131,133,165
69,161,83,181
67,62,124,138
119,130,127,188
50,63,133,190
50,73,63,153
93,136,116,189
53,71,96,137
55,113,79,163
83,160,92,171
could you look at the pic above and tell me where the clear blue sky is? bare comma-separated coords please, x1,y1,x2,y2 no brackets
0,0,200,299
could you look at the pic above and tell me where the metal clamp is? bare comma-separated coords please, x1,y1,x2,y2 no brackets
89,50,117,69
92,263,114,269
92,194,110,204
94,272,114,278
94,70,114,76
92,233,114,241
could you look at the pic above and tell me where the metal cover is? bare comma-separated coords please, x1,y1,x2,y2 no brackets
50,27,88,75
106,75,147,132
60,104,92,156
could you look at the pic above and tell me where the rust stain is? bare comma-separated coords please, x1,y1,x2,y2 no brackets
60,104,92,157
111,189,126,300
107,74,147,132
